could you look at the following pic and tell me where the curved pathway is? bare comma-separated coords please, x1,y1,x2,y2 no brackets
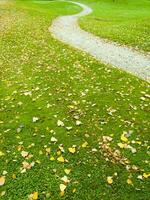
49,1,150,82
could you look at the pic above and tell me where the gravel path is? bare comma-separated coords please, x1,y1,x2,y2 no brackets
49,1,150,82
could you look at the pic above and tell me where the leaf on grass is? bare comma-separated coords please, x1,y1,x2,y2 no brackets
68,147,76,154
57,120,64,127
2,171,7,176
50,156,55,161
24,91,32,96
60,183,66,192
66,127,73,131
60,183,67,196
72,188,76,193
50,137,57,143
129,146,137,154
60,191,65,197
45,148,51,155
117,143,126,148
12,174,16,179
82,141,88,148
107,176,113,185
61,176,70,184
0,191,6,196
59,146,65,153
0,151,5,157
32,192,38,200
57,150,61,156
18,101,23,106
127,178,133,186
76,120,82,126
28,192,38,200
64,169,71,175
102,136,113,142
21,151,29,158
21,161,35,173
137,175,143,180
143,173,150,179
32,117,39,123
57,156,65,163
121,133,128,143
92,148,97,152
0,176,5,186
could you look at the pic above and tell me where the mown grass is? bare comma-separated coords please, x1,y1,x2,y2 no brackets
78,0,150,52
0,0,150,199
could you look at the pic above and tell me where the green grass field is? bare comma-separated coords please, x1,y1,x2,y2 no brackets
79,0,150,52
0,0,150,199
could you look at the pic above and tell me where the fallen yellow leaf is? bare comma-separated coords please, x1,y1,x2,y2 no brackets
61,176,70,184
0,151,4,157
72,188,76,193
143,173,150,179
136,141,142,145
76,120,82,126
117,143,125,148
60,183,66,192
21,151,29,158
50,156,55,161
107,176,113,185
57,120,64,127
60,191,65,197
51,137,57,142
0,176,5,186
57,150,61,156
121,133,128,143
59,146,65,153
1,191,6,196
64,169,71,175
57,156,65,163
82,141,88,148
33,192,38,200
45,148,51,154
68,147,76,154
127,178,133,186
12,174,16,179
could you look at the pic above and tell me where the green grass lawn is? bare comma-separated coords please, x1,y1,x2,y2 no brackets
0,0,150,199
78,0,150,52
